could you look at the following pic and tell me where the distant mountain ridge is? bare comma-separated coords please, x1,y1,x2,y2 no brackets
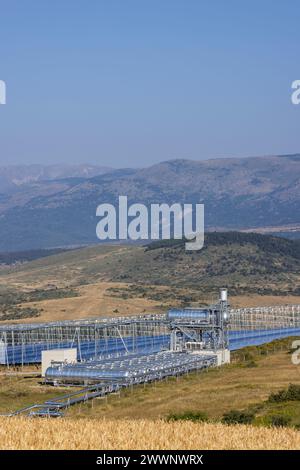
0,164,112,191
0,154,299,251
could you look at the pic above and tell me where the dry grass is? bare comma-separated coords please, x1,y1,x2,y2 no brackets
0,242,299,323
3,282,300,325
18,282,162,323
0,417,299,450
231,294,300,308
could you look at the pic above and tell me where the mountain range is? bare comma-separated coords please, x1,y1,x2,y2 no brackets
0,154,299,251
0,164,112,191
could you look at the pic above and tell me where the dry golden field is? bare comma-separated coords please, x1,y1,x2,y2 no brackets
2,283,299,325
0,417,299,450
228,294,300,308
16,282,162,323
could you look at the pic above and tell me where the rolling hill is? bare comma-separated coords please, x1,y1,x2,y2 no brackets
0,232,299,323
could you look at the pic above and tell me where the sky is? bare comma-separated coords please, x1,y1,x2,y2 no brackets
0,0,300,168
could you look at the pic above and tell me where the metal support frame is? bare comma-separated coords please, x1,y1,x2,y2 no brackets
1,304,300,366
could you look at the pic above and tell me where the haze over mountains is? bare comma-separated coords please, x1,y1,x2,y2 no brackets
0,154,299,251
0,164,112,191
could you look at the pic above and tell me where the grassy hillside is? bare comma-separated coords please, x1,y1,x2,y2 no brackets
36,231,300,297
0,247,77,265
0,232,299,322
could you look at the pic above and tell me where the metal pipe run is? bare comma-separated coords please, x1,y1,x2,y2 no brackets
45,351,217,386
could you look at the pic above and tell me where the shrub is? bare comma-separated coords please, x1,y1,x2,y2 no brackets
268,384,300,403
222,410,255,425
270,415,291,427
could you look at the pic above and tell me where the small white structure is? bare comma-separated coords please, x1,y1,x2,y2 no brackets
201,349,230,366
220,288,228,302
41,348,77,377
188,343,230,366
0,341,6,364
217,349,230,366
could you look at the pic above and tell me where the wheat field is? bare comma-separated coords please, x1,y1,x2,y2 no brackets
0,418,299,450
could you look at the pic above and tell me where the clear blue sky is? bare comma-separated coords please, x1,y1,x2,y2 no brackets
0,0,300,167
